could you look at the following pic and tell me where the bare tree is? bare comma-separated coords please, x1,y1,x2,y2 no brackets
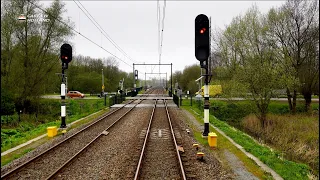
267,0,319,113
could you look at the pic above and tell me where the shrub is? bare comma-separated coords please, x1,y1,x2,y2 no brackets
1,88,15,116
210,100,255,123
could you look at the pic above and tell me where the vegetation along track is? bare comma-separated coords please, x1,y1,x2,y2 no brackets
45,99,148,179
1,91,154,179
133,99,186,180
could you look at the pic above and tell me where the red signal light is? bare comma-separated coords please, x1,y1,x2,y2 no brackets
65,56,68,60
200,28,206,34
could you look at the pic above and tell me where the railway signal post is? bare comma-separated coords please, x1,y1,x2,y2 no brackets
60,43,72,128
195,14,211,137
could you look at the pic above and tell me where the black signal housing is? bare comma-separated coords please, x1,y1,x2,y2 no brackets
195,14,210,61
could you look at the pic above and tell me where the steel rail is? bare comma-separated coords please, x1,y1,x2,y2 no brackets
132,84,161,178
45,98,146,180
165,99,186,180
134,92,186,180
133,99,157,180
1,91,152,179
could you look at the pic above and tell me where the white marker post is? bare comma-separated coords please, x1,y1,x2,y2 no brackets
60,69,66,128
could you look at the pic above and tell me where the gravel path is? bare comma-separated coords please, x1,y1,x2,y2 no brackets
169,107,233,180
181,108,259,180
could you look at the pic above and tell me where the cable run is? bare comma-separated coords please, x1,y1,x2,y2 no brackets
158,0,166,75
27,0,133,68
74,0,137,64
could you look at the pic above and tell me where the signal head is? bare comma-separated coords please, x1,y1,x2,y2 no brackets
60,44,72,63
195,14,210,62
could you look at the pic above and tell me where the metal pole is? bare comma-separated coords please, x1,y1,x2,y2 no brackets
202,16,212,137
102,69,104,95
200,69,202,91
60,63,67,128
133,63,136,91
65,77,68,94
171,63,172,97
145,72,146,89
166,72,167,90
203,62,209,137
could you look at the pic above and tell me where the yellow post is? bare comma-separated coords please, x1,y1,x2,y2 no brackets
47,126,57,137
208,132,217,148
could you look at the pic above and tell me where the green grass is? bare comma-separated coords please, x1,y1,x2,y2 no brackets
184,105,312,180
1,98,109,153
242,114,319,176
1,107,110,167
183,106,274,179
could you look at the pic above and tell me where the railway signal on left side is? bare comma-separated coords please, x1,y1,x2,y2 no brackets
60,43,72,128
60,43,72,64
135,70,138,80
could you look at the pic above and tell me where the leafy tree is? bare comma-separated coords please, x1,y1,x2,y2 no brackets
181,64,201,93
66,55,133,93
1,0,74,112
1,88,15,116
217,6,284,127
267,0,319,113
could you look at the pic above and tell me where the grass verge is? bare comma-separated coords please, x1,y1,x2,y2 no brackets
182,106,274,180
182,106,312,180
1,108,110,167
242,114,319,176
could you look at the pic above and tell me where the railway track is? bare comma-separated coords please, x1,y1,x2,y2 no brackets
133,99,186,180
45,99,149,179
1,89,156,180
2,87,229,179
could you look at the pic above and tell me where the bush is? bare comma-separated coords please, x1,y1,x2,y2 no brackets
1,88,15,116
268,102,290,114
210,100,255,123
211,100,319,122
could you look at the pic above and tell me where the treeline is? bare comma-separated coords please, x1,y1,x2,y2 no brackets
1,0,73,114
66,55,134,94
170,64,201,95
172,0,319,127
212,0,319,124
1,0,136,115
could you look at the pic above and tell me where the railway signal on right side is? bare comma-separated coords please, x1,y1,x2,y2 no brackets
195,14,210,62
195,14,211,137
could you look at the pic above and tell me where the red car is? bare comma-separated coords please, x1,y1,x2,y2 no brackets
67,91,85,98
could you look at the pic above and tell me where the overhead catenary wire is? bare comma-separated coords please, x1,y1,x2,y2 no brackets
153,0,161,74
27,0,134,69
159,0,166,75
74,1,137,65
152,0,166,75
74,1,149,78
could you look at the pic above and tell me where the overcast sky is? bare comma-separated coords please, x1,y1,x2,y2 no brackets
42,1,285,80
